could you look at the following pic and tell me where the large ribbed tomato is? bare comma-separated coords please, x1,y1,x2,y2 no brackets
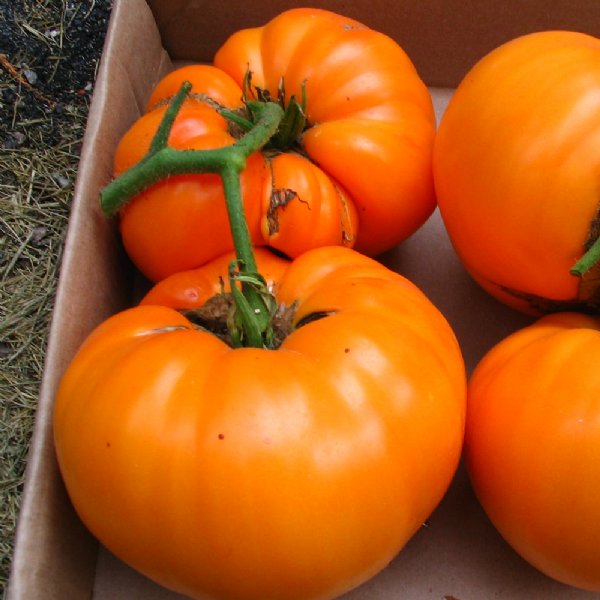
465,312,600,592
434,31,600,315
53,246,466,600
112,7,436,281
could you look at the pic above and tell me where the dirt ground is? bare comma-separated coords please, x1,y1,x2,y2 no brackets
0,0,112,593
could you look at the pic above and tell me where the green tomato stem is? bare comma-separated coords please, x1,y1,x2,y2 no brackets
571,235,600,277
149,81,192,155
218,108,254,132
100,97,284,216
99,82,286,348
220,164,258,274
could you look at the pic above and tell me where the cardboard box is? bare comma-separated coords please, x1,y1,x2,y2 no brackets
7,1,600,598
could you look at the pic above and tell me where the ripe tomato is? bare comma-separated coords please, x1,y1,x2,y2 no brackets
113,7,436,281
434,31,600,315
54,246,466,600
140,246,290,309
113,96,268,281
465,312,600,591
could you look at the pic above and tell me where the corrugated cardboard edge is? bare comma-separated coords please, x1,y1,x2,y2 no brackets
6,1,171,598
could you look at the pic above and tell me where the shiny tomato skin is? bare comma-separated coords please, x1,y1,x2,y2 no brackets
145,64,244,112
434,31,600,314
465,312,600,591
113,8,435,281
54,246,466,600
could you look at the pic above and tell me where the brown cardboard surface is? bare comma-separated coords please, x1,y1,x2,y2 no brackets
147,0,600,87
7,1,600,599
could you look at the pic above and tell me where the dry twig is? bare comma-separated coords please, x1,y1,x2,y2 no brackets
0,53,56,108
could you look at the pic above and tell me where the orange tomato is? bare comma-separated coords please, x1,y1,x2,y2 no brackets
113,8,436,281
465,312,600,591
54,246,466,600
113,94,267,281
434,31,600,314
140,247,290,309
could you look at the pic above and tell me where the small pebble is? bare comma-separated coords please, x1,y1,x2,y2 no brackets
23,69,38,85
53,173,71,188
30,226,48,245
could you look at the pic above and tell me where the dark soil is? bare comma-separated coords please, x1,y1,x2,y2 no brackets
1,1,111,148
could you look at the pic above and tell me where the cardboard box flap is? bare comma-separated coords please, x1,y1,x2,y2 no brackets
7,0,171,598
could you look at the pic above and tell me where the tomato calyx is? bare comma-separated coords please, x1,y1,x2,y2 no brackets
183,288,337,349
242,71,308,151
184,289,298,349
226,261,282,348
216,72,308,152
184,293,233,343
